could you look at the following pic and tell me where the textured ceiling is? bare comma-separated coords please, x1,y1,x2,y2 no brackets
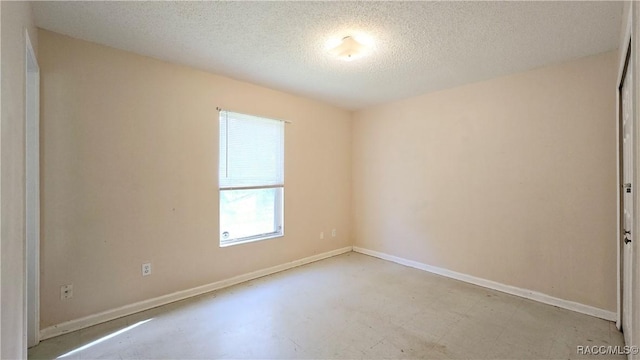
33,1,623,110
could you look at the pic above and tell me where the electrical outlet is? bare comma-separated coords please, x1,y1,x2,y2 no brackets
142,263,152,276
320,232,324,239
61,284,73,300
332,229,336,237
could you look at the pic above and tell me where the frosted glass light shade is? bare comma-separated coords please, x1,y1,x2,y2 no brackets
327,36,368,61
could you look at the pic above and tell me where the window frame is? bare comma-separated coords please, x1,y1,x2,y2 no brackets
218,110,285,247
219,186,284,247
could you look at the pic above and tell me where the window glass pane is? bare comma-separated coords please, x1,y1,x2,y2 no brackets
220,187,282,243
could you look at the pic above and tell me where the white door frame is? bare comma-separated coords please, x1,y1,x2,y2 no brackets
25,28,40,348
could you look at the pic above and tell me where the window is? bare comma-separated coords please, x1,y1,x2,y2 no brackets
219,110,284,246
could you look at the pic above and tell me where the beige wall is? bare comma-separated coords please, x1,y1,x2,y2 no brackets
39,26,619,332
38,30,351,328
352,51,618,311
1,1,38,358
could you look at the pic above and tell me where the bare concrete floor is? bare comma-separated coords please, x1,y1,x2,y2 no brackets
29,252,624,359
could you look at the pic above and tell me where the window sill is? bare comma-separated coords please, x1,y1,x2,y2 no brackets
219,232,284,248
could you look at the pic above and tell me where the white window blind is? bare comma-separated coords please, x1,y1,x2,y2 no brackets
219,111,285,189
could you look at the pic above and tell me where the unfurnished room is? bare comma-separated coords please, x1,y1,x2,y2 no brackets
1,1,639,359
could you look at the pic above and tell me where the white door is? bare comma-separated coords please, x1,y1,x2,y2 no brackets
621,45,634,347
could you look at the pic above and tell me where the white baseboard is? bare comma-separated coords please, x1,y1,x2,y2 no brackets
353,246,616,322
40,246,353,340
41,244,615,340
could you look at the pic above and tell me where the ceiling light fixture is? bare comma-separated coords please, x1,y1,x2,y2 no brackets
327,35,371,61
